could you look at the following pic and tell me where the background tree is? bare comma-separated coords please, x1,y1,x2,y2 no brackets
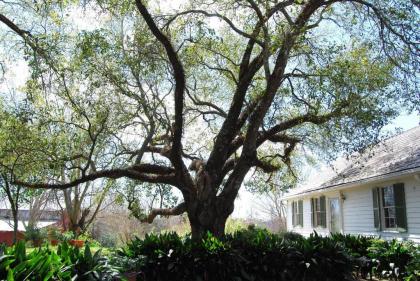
54,179,114,235
0,101,49,242
0,0,418,240
0,173,23,243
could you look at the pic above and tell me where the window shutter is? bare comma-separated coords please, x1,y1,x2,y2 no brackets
292,202,296,227
311,198,315,227
372,187,381,230
298,200,303,226
393,183,407,231
320,196,326,228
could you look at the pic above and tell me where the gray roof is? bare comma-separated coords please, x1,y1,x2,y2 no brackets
287,126,420,197
0,209,61,221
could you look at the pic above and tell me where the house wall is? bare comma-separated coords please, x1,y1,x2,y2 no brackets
287,174,420,243
0,231,25,246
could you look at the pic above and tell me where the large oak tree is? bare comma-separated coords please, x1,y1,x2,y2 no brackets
0,0,418,239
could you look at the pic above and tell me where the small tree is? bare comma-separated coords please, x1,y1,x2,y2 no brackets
54,180,113,236
0,0,418,240
0,174,23,243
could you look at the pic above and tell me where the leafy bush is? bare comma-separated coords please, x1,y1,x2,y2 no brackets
0,241,73,280
278,231,304,242
78,232,102,248
116,230,420,281
117,229,354,281
98,233,118,248
0,240,121,280
330,233,419,280
404,245,420,281
24,225,47,246
59,231,76,242
224,218,247,234
368,239,416,279
47,227,61,240
330,233,375,258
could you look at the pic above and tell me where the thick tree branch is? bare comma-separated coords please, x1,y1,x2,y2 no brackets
135,0,186,171
219,0,327,204
0,14,31,38
141,202,186,223
13,164,178,190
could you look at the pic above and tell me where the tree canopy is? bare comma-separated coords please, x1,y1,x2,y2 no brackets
0,0,418,239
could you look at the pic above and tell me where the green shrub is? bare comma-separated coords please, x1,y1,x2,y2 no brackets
278,231,305,242
117,229,354,281
24,225,47,246
98,233,118,248
116,230,420,281
368,239,416,279
330,233,375,258
0,241,73,280
224,218,247,234
59,231,76,242
0,240,121,280
78,232,102,248
404,244,420,281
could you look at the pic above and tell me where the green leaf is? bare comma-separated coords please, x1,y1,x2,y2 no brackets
7,268,14,281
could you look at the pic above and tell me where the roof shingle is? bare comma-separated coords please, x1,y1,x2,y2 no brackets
286,126,420,197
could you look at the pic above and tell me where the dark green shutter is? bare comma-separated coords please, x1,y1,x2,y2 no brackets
372,188,381,230
320,196,326,228
311,198,315,227
298,200,303,226
292,202,296,227
393,183,407,231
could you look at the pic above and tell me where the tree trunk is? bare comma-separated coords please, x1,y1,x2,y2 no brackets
188,211,228,240
12,208,18,244
186,191,234,241
184,168,236,241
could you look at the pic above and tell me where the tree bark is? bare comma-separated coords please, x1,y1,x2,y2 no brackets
185,170,234,241
12,208,18,244
188,209,229,241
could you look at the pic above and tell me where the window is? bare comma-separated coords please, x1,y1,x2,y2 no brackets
311,196,326,228
292,200,303,227
372,183,407,232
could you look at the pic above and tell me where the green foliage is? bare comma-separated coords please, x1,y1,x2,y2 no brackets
224,218,247,234
97,233,118,248
368,239,416,279
330,233,376,258
404,246,420,281
0,240,121,281
331,233,419,280
47,227,61,240
115,230,420,281
24,225,47,246
117,229,354,281
77,232,102,248
58,231,76,242
116,180,178,223
0,241,72,280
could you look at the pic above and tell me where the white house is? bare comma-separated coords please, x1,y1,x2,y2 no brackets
284,126,420,243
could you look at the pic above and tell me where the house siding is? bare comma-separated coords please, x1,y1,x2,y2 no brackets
287,175,420,243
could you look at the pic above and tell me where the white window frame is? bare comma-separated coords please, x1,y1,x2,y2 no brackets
292,200,303,228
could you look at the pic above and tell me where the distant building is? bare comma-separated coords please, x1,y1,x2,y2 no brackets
0,209,63,245
284,126,420,242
